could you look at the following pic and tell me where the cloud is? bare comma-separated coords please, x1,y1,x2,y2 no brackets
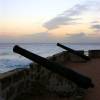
0,32,60,43
63,33,88,43
43,3,88,30
63,32,100,43
43,17,79,29
62,4,88,16
91,21,100,24
92,24,100,30
0,32,100,43
29,32,100,43
43,1,100,30
27,32,100,43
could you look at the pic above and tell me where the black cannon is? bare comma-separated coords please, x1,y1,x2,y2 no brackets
57,43,90,61
13,45,94,89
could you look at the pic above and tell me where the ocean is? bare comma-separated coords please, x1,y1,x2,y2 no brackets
0,43,100,73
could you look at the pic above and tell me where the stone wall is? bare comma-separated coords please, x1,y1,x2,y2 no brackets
0,69,31,100
0,50,100,100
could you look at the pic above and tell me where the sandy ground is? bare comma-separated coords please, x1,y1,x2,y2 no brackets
66,58,100,100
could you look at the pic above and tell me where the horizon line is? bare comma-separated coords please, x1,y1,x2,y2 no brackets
0,42,100,45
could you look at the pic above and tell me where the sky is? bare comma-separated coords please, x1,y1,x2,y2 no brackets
0,0,100,43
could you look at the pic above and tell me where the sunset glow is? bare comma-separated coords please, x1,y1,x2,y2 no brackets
0,0,100,43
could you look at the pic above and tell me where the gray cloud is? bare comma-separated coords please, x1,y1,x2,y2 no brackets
0,32,60,43
64,33,89,43
0,32,100,43
43,17,79,29
43,1,100,30
24,32,100,43
92,24,100,30
43,3,88,30
33,32,100,43
62,32,100,43
62,4,88,16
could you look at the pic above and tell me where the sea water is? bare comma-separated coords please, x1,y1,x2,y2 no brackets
0,43,100,73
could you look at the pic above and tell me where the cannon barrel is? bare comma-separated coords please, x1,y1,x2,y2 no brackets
57,43,90,61
13,45,94,89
